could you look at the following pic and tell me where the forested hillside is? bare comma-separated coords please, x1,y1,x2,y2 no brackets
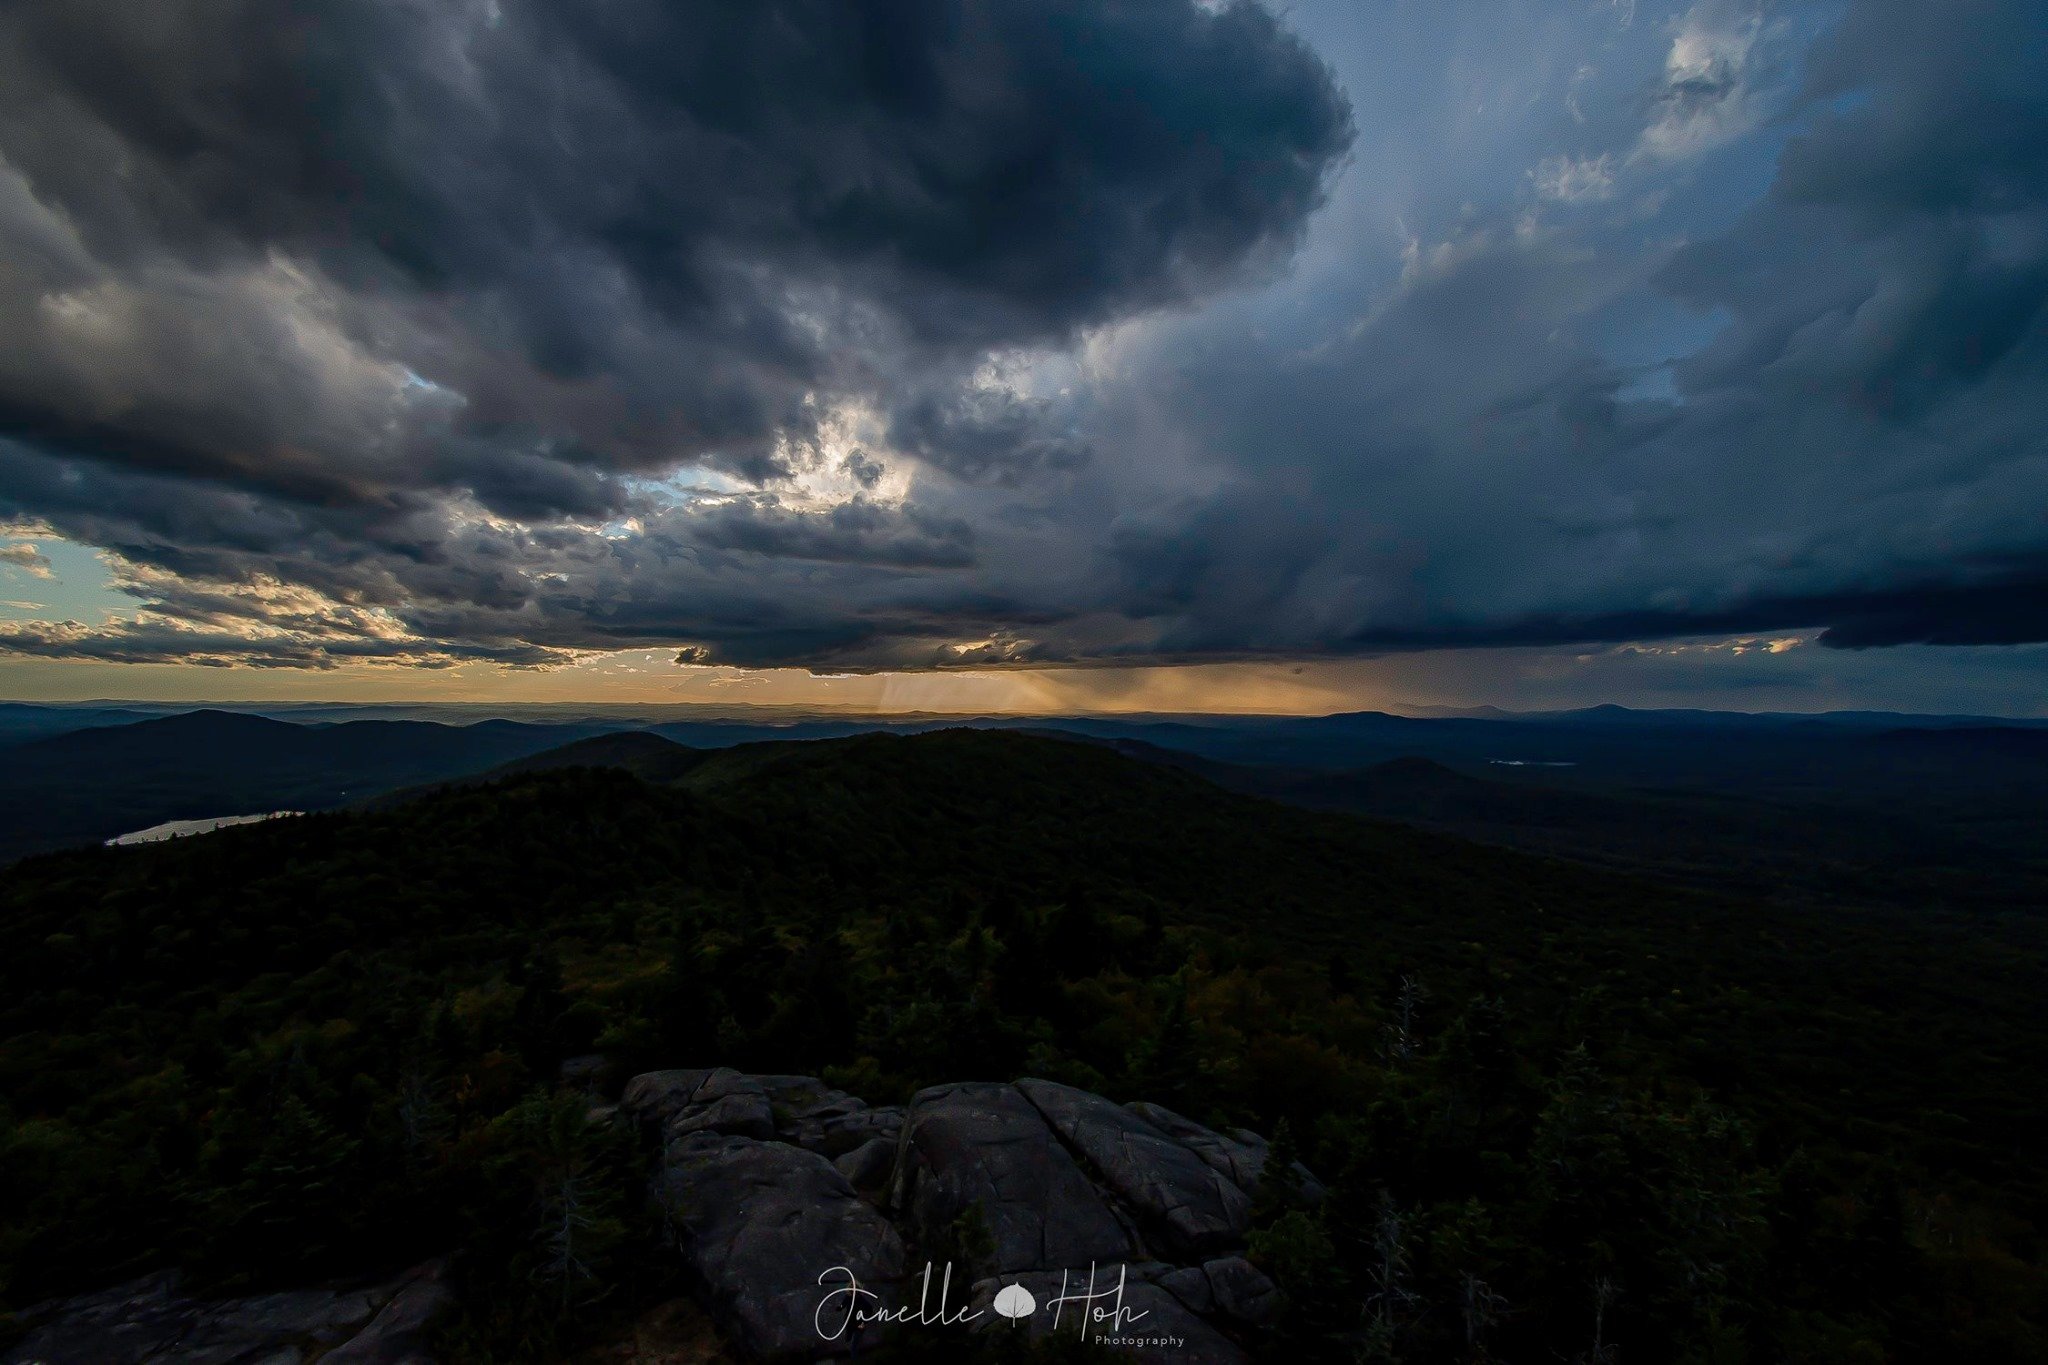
2,730,2043,1361
0,711,605,863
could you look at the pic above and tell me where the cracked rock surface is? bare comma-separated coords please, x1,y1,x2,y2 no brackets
1,1260,451,1365
657,1132,907,1360
629,1070,1299,1361
1015,1078,1253,1262
15,1073,1300,1364
890,1080,1137,1278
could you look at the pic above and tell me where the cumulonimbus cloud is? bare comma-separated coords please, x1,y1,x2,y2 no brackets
0,0,2043,675
0,0,1357,670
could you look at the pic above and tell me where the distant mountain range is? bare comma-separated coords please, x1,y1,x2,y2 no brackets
6,698,2046,747
3,724,2046,1354
0,710,607,863
3,702,2044,911
453,723,2048,912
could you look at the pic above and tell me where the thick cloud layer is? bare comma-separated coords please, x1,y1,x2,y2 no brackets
0,0,2042,676
1051,0,2048,666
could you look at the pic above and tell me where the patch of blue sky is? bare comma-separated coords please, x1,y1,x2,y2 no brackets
0,538,133,622
621,468,747,506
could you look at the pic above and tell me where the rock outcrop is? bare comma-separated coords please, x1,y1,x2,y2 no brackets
890,1080,1137,1278
658,1133,907,1360
0,1259,451,1365
619,1068,904,1158
1015,1078,1252,1261
626,1069,1303,1362
10,1073,1301,1364
1127,1100,1327,1202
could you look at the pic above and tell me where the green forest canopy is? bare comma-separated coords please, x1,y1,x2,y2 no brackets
2,730,2043,1361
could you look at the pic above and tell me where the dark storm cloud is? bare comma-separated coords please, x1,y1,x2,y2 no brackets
0,0,2043,678
1660,0,2048,423
693,498,977,569
1155,570,2048,656
1809,579,2048,649
0,0,1349,497
1634,0,2048,644
887,385,1093,484
1041,0,2048,667
0,0,1362,670
0,615,568,669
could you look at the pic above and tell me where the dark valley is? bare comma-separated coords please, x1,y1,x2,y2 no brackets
2,720,2045,1361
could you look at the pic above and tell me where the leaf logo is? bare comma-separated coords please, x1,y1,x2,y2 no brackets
992,1282,1037,1320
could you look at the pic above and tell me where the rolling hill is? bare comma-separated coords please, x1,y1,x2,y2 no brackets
1060,739,2036,910
0,710,610,863
2,728,2045,1358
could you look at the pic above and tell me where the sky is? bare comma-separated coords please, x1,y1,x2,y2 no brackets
0,0,2043,715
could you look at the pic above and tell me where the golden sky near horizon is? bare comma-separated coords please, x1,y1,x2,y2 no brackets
2,4,2044,722
0,649,1410,714
6,530,2045,718
5,637,2046,717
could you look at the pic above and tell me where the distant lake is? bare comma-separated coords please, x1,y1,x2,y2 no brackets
106,811,301,846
